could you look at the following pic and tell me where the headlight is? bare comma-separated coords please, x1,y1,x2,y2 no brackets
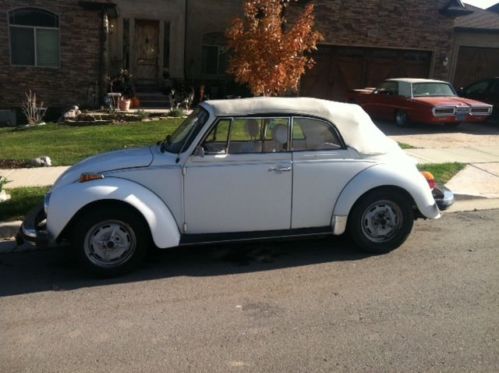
44,192,51,213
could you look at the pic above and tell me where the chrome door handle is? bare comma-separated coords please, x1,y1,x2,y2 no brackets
268,166,292,173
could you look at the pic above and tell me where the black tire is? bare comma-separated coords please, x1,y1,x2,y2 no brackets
72,206,150,276
348,189,414,254
394,110,409,127
445,122,461,128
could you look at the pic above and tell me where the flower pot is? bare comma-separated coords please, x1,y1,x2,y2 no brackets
131,97,140,109
119,98,131,111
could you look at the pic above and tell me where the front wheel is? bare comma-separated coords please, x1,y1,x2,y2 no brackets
394,110,409,127
72,206,150,276
348,190,414,254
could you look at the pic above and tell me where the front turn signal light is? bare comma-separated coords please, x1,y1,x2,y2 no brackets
79,172,104,183
420,171,436,190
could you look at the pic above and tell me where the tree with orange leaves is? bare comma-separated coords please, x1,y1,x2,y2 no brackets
226,0,323,97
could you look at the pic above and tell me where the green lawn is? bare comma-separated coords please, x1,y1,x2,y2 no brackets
0,187,50,222
417,162,465,184
0,119,182,166
398,142,416,149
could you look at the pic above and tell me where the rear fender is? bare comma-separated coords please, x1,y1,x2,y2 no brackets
47,178,180,248
331,164,440,235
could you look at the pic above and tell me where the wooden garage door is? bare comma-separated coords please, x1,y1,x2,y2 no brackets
454,46,499,89
300,46,432,101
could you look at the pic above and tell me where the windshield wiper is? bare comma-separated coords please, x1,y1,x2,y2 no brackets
159,135,172,153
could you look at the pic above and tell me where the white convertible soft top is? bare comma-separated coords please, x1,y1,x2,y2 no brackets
202,97,400,155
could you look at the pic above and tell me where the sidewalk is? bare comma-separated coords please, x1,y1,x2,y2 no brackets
0,166,69,188
405,145,499,164
404,147,499,199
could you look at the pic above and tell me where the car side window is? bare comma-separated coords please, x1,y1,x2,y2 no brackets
377,82,398,96
465,80,490,95
292,117,342,151
228,117,289,154
490,80,499,96
202,119,230,154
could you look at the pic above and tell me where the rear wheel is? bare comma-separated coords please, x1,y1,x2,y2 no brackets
395,110,409,127
348,189,414,254
72,206,150,276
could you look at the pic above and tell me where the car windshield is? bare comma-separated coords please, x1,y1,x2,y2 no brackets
412,83,456,97
161,108,209,154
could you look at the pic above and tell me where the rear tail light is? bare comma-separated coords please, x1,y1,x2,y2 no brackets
420,171,436,190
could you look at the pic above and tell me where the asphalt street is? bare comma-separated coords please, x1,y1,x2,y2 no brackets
1,209,498,372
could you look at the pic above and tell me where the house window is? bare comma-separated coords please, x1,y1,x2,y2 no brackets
201,45,226,75
9,8,60,67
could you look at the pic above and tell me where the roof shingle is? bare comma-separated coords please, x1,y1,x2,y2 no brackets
455,4,499,31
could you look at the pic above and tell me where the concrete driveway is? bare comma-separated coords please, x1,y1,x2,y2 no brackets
376,120,499,198
375,119,499,149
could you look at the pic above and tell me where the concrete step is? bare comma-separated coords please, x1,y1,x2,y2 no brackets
139,101,170,108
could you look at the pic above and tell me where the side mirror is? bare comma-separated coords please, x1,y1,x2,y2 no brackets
457,87,464,96
193,145,205,157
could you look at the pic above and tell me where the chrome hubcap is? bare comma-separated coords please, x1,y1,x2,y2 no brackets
361,200,402,243
84,220,136,268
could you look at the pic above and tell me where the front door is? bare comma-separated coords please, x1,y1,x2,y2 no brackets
134,19,159,83
184,117,292,234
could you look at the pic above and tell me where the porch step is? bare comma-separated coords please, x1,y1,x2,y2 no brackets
135,91,170,109
135,81,160,93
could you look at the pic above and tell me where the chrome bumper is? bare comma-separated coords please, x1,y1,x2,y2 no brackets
432,185,454,211
16,203,50,247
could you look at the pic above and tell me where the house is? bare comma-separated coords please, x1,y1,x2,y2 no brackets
450,3,499,89
0,0,480,121
0,0,105,118
299,0,466,100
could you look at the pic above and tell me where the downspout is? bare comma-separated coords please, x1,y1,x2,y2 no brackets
183,0,188,83
99,11,109,106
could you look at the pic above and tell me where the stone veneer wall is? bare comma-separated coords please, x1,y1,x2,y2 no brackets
0,0,101,109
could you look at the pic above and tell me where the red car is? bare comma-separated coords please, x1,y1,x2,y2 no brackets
348,78,493,127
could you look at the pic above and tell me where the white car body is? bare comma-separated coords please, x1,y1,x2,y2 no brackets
41,97,440,247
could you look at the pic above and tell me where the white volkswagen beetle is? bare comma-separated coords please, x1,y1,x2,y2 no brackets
19,97,453,275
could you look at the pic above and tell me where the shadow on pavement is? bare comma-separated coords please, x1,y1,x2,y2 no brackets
0,236,369,297
375,119,499,137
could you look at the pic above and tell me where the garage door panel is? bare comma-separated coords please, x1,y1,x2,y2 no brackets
301,46,431,101
454,46,499,88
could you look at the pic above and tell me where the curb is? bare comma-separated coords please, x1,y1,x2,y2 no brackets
0,220,21,239
1,198,499,255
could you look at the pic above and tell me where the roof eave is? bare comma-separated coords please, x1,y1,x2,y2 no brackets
440,0,473,17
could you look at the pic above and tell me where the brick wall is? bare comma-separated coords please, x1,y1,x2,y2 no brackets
0,0,101,109
290,0,455,80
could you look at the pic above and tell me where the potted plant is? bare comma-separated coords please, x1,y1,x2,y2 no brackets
109,69,135,111
0,176,11,202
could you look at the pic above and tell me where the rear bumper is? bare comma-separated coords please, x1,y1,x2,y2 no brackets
432,185,454,211
16,203,50,247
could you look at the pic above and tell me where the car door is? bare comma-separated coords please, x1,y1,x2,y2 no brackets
489,80,499,118
183,116,292,234
463,79,491,104
376,81,401,120
290,117,372,229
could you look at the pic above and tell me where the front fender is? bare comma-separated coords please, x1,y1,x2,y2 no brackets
47,178,180,248
332,164,440,234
